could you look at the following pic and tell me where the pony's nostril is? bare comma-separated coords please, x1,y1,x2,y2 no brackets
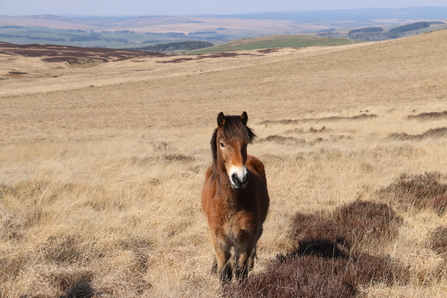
243,172,249,183
231,172,249,189
231,173,240,185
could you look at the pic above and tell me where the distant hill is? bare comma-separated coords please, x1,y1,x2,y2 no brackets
189,34,362,53
1,8,446,50
225,7,447,21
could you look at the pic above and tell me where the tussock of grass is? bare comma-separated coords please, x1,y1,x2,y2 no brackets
260,114,377,125
407,111,447,120
258,135,305,145
388,127,447,141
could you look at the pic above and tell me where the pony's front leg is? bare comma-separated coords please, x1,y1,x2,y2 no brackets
234,238,255,281
210,232,232,282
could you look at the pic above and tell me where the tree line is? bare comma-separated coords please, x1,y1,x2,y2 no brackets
133,41,213,53
348,21,433,41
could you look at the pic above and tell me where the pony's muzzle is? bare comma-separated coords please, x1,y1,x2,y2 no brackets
230,168,249,190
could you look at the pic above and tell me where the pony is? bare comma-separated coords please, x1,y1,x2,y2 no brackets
201,111,269,282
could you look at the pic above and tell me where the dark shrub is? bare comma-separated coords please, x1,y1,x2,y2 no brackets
223,252,408,298
224,199,408,298
428,226,447,255
223,255,356,298
344,253,409,287
433,195,447,216
289,213,345,244
333,200,403,243
290,201,402,252
378,172,447,210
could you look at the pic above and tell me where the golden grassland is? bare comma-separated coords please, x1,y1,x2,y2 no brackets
1,29,447,297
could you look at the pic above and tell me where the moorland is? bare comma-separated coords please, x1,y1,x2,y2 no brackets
1,27,447,297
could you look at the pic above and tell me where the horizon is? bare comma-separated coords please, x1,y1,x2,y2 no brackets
1,1,447,17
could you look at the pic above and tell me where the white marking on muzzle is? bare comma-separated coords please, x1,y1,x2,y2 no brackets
228,165,249,190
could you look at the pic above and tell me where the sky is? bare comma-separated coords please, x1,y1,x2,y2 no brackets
1,0,447,16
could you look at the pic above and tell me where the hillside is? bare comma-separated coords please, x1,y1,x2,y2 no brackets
1,30,447,297
189,34,362,53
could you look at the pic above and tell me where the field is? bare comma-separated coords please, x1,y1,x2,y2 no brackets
189,34,363,53
0,26,187,48
1,28,447,297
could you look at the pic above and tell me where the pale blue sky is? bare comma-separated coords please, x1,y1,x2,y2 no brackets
1,0,446,16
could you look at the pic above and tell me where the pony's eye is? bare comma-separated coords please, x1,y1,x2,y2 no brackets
219,142,225,149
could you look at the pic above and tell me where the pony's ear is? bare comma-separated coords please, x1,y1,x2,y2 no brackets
241,111,248,125
217,112,226,128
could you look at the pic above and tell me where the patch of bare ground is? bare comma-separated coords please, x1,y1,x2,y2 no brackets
388,127,447,141
407,111,447,120
260,113,377,125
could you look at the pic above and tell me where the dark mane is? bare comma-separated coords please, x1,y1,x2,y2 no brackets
211,115,256,164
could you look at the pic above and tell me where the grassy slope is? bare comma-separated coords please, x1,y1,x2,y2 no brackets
189,34,363,53
1,30,447,297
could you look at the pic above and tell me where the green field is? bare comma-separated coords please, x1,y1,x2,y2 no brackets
0,26,215,49
189,34,363,53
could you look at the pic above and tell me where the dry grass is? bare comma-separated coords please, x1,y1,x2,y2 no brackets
2,29,447,297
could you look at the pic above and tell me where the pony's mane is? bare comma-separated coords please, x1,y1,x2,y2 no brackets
210,115,256,163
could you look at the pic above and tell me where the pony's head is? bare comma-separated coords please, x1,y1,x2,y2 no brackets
211,111,256,190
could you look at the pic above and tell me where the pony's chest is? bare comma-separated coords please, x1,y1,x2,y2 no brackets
216,204,256,236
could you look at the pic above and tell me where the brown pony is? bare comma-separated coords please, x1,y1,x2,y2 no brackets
201,111,269,282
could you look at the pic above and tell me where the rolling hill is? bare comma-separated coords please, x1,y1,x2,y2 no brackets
189,34,363,53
